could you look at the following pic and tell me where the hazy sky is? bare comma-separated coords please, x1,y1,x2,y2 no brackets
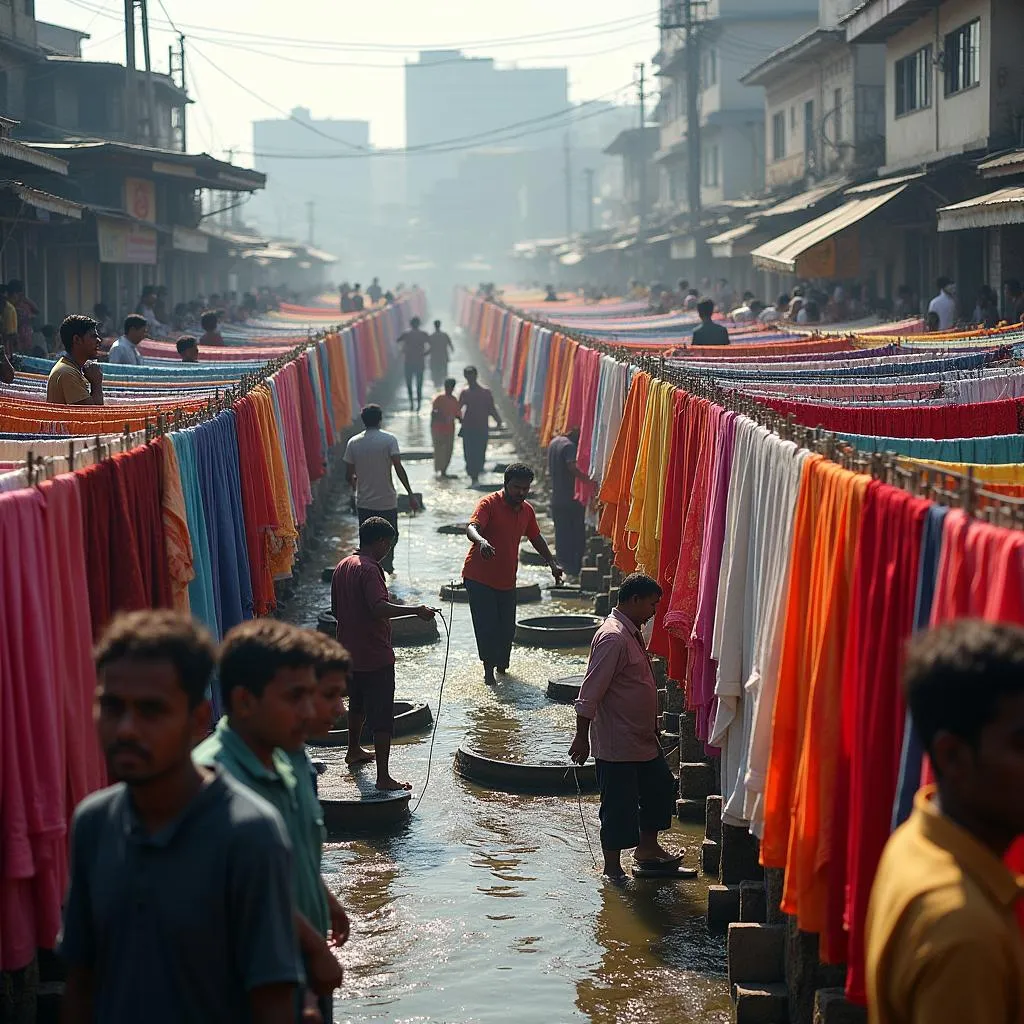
37,0,658,163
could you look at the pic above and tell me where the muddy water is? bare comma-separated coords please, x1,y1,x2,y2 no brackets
283,353,730,1024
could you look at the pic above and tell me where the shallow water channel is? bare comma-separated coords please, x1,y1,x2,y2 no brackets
282,350,730,1024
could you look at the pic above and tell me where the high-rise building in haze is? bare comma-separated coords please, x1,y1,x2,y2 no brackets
405,50,569,203
249,108,372,260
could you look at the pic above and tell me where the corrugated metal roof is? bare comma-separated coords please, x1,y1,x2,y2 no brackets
751,185,909,273
756,180,847,218
978,150,1024,179
938,187,1024,232
10,182,82,219
0,138,68,175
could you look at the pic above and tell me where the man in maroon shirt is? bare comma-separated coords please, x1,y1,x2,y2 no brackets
331,517,435,791
570,573,689,881
459,365,502,485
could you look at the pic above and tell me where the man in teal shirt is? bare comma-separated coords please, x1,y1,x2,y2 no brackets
194,619,343,1012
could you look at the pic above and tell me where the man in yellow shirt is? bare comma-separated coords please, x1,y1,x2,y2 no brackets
47,314,104,405
866,620,1024,1024
0,283,17,353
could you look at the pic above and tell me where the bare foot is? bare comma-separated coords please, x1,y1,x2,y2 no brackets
376,776,413,792
345,748,374,766
484,670,496,686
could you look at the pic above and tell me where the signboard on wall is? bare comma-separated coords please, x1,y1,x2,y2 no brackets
97,216,158,265
798,230,860,280
123,177,156,222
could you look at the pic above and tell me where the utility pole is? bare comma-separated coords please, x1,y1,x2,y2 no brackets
583,168,595,233
636,63,649,238
138,0,159,146
684,1,703,231
169,33,187,152
306,200,315,245
123,0,137,143
563,132,573,238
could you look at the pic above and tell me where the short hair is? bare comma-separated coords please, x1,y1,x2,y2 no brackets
7,279,22,294
200,311,218,331
464,365,478,376
697,299,715,318
95,610,215,710
904,621,1024,764
123,314,147,334
937,276,952,291
618,572,663,604
777,293,790,306
361,404,383,428
59,314,99,352
504,462,534,486
434,320,442,328
310,634,352,679
218,619,320,711
444,376,457,388
176,335,198,355
410,316,421,328
359,515,397,547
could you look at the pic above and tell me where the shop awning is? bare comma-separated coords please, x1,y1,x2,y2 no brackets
755,179,848,219
707,222,759,258
8,182,82,219
559,251,584,266
751,183,909,273
938,186,1024,232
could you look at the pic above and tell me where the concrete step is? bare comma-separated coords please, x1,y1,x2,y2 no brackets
739,880,768,923
728,923,786,987
721,823,765,886
733,982,789,1024
814,988,867,1024
679,761,716,800
701,837,721,876
707,883,742,933
579,567,602,593
706,793,723,842
676,797,706,823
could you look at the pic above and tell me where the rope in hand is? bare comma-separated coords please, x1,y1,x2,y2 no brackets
411,582,456,815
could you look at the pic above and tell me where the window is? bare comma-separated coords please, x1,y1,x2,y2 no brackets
702,143,719,187
701,47,717,88
944,18,981,96
833,88,842,143
790,106,796,131
772,111,786,162
894,45,932,116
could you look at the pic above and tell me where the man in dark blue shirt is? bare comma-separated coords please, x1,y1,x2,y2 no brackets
59,611,302,1024
691,298,730,347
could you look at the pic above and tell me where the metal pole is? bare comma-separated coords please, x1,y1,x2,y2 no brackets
636,62,649,279
139,0,158,146
584,168,595,233
685,0,702,231
124,0,137,142
564,132,573,238
307,200,315,245
179,34,187,152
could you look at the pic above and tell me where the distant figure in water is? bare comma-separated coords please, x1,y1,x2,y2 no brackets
544,284,559,302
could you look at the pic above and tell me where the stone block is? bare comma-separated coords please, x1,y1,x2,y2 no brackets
602,575,613,592
662,710,680,733
650,656,667,686
679,761,716,800
582,555,596,569
594,593,611,617
610,566,624,586
660,730,680,752
676,797,705,823
786,920,846,1024
728,923,786,988
706,793,723,842
765,868,785,927
1,959,38,1024
707,884,741,933
665,679,685,713
739,880,768,924
734,982,789,1024
721,823,764,886
701,837,721,876
813,988,867,1024
579,567,602,593
596,553,610,574
586,536,604,556
658,688,667,714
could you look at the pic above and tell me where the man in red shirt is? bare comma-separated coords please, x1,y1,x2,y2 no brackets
431,377,462,478
570,573,687,882
331,517,435,791
463,464,563,685
459,365,502,486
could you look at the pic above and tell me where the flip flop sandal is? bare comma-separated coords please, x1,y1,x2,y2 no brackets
631,859,697,880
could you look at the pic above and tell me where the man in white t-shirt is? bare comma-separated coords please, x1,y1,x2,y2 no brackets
343,404,419,574
107,314,147,366
927,277,957,331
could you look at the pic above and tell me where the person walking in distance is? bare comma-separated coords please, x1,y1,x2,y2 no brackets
464,464,563,685
431,377,462,478
570,574,689,882
332,516,436,790
396,316,431,412
344,404,419,575
59,611,304,1024
866,620,1024,1024
428,319,454,386
547,426,591,579
459,365,502,486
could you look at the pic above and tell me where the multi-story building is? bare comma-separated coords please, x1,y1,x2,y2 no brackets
654,0,819,215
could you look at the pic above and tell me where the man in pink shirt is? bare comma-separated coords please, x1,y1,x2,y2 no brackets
570,573,690,881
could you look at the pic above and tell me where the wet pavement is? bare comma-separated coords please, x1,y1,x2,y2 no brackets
282,340,730,1024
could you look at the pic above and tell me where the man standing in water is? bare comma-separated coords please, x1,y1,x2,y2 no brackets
332,516,436,790
59,611,304,1023
396,316,431,412
344,404,419,575
431,377,461,478
570,574,688,882
547,426,591,579
428,319,454,386
459,365,502,486
464,464,563,685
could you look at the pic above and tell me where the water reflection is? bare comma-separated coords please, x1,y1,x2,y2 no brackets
283,368,729,1023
